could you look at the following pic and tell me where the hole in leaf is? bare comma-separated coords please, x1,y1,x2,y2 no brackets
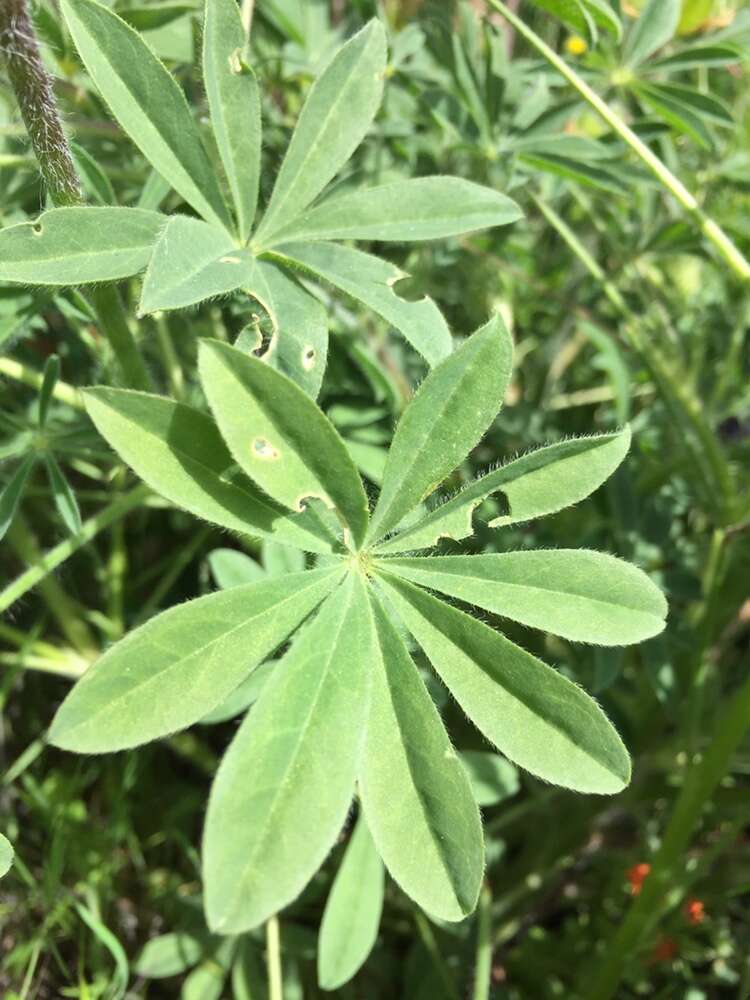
252,437,279,461
32,223,43,235
302,347,316,371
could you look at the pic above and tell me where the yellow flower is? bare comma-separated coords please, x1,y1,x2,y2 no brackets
565,35,588,56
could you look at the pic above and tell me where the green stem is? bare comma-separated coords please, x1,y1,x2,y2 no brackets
87,285,151,392
0,484,150,615
488,0,750,282
473,885,493,1000
0,0,152,390
414,911,461,1000
0,357,84,410
534,195,735,524
265,916,283,1000
6,512,96,655
133,525,211,625
583,671,750,999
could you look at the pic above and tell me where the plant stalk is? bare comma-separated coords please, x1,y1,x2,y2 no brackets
0,0,152,390
0,484,150,616
265,915,283,1000
473,884,493,1000
487,0,750,282
583,671,750,999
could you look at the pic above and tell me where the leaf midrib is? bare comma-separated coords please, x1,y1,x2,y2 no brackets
370,351,483,541
258,30,378,243
66,2,226,229
58,570,341,742
381,575,626,783
222,578,354,927
388,562,662,619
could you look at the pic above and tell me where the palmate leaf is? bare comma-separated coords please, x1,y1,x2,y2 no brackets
269,241,452,368
83,389,340,554
384,550,667,645
378,574,631,794
203,573,373,934
368,316,513,544
254,20,388,245
48,567,343,752
203,0,261,242
199,339,369,546
359,591,484,921
263,177,522,246
375,429,631,555
317,813,384,991
61,0,231,231
0,208,164,285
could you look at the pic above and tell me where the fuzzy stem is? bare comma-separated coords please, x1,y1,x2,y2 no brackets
0,0,152,390
0,0,80,206
487,0,750,282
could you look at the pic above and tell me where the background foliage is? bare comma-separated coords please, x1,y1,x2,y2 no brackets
1,0,749,997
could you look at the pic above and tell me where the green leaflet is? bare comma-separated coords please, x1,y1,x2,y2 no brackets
199,340,369,546
624,0,680,66
44,453,82,535
0,454,35,542
461,751,519,807
208,548,266,589
134,933,206,978
203,0,261,242
266,177,522,245
526,0,622,44
360,591,484,920
139,216,252,315
246,261,329,398
83,389,340,554
384,550,667,646
317,813,384,991
0,834,13,879
48,567,342,753
368,315,513,544
0,208,164,285
375,429,631,555
61,0,231,231
203,574,372,933
268,242,452,368
255,20,387,244
378,574,631,795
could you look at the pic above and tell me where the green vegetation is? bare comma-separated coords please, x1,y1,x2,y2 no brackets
1,0,748,997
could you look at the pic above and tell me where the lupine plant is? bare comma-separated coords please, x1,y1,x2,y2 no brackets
48,314,666,981
0,0,521,395
5,0,749,996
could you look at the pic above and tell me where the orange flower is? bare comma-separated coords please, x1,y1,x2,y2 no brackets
626,862,651,896
684,898,705,924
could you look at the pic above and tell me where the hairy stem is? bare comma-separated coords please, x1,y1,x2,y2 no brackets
0,0,80,206
0,0,152,390
488,0,750,282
